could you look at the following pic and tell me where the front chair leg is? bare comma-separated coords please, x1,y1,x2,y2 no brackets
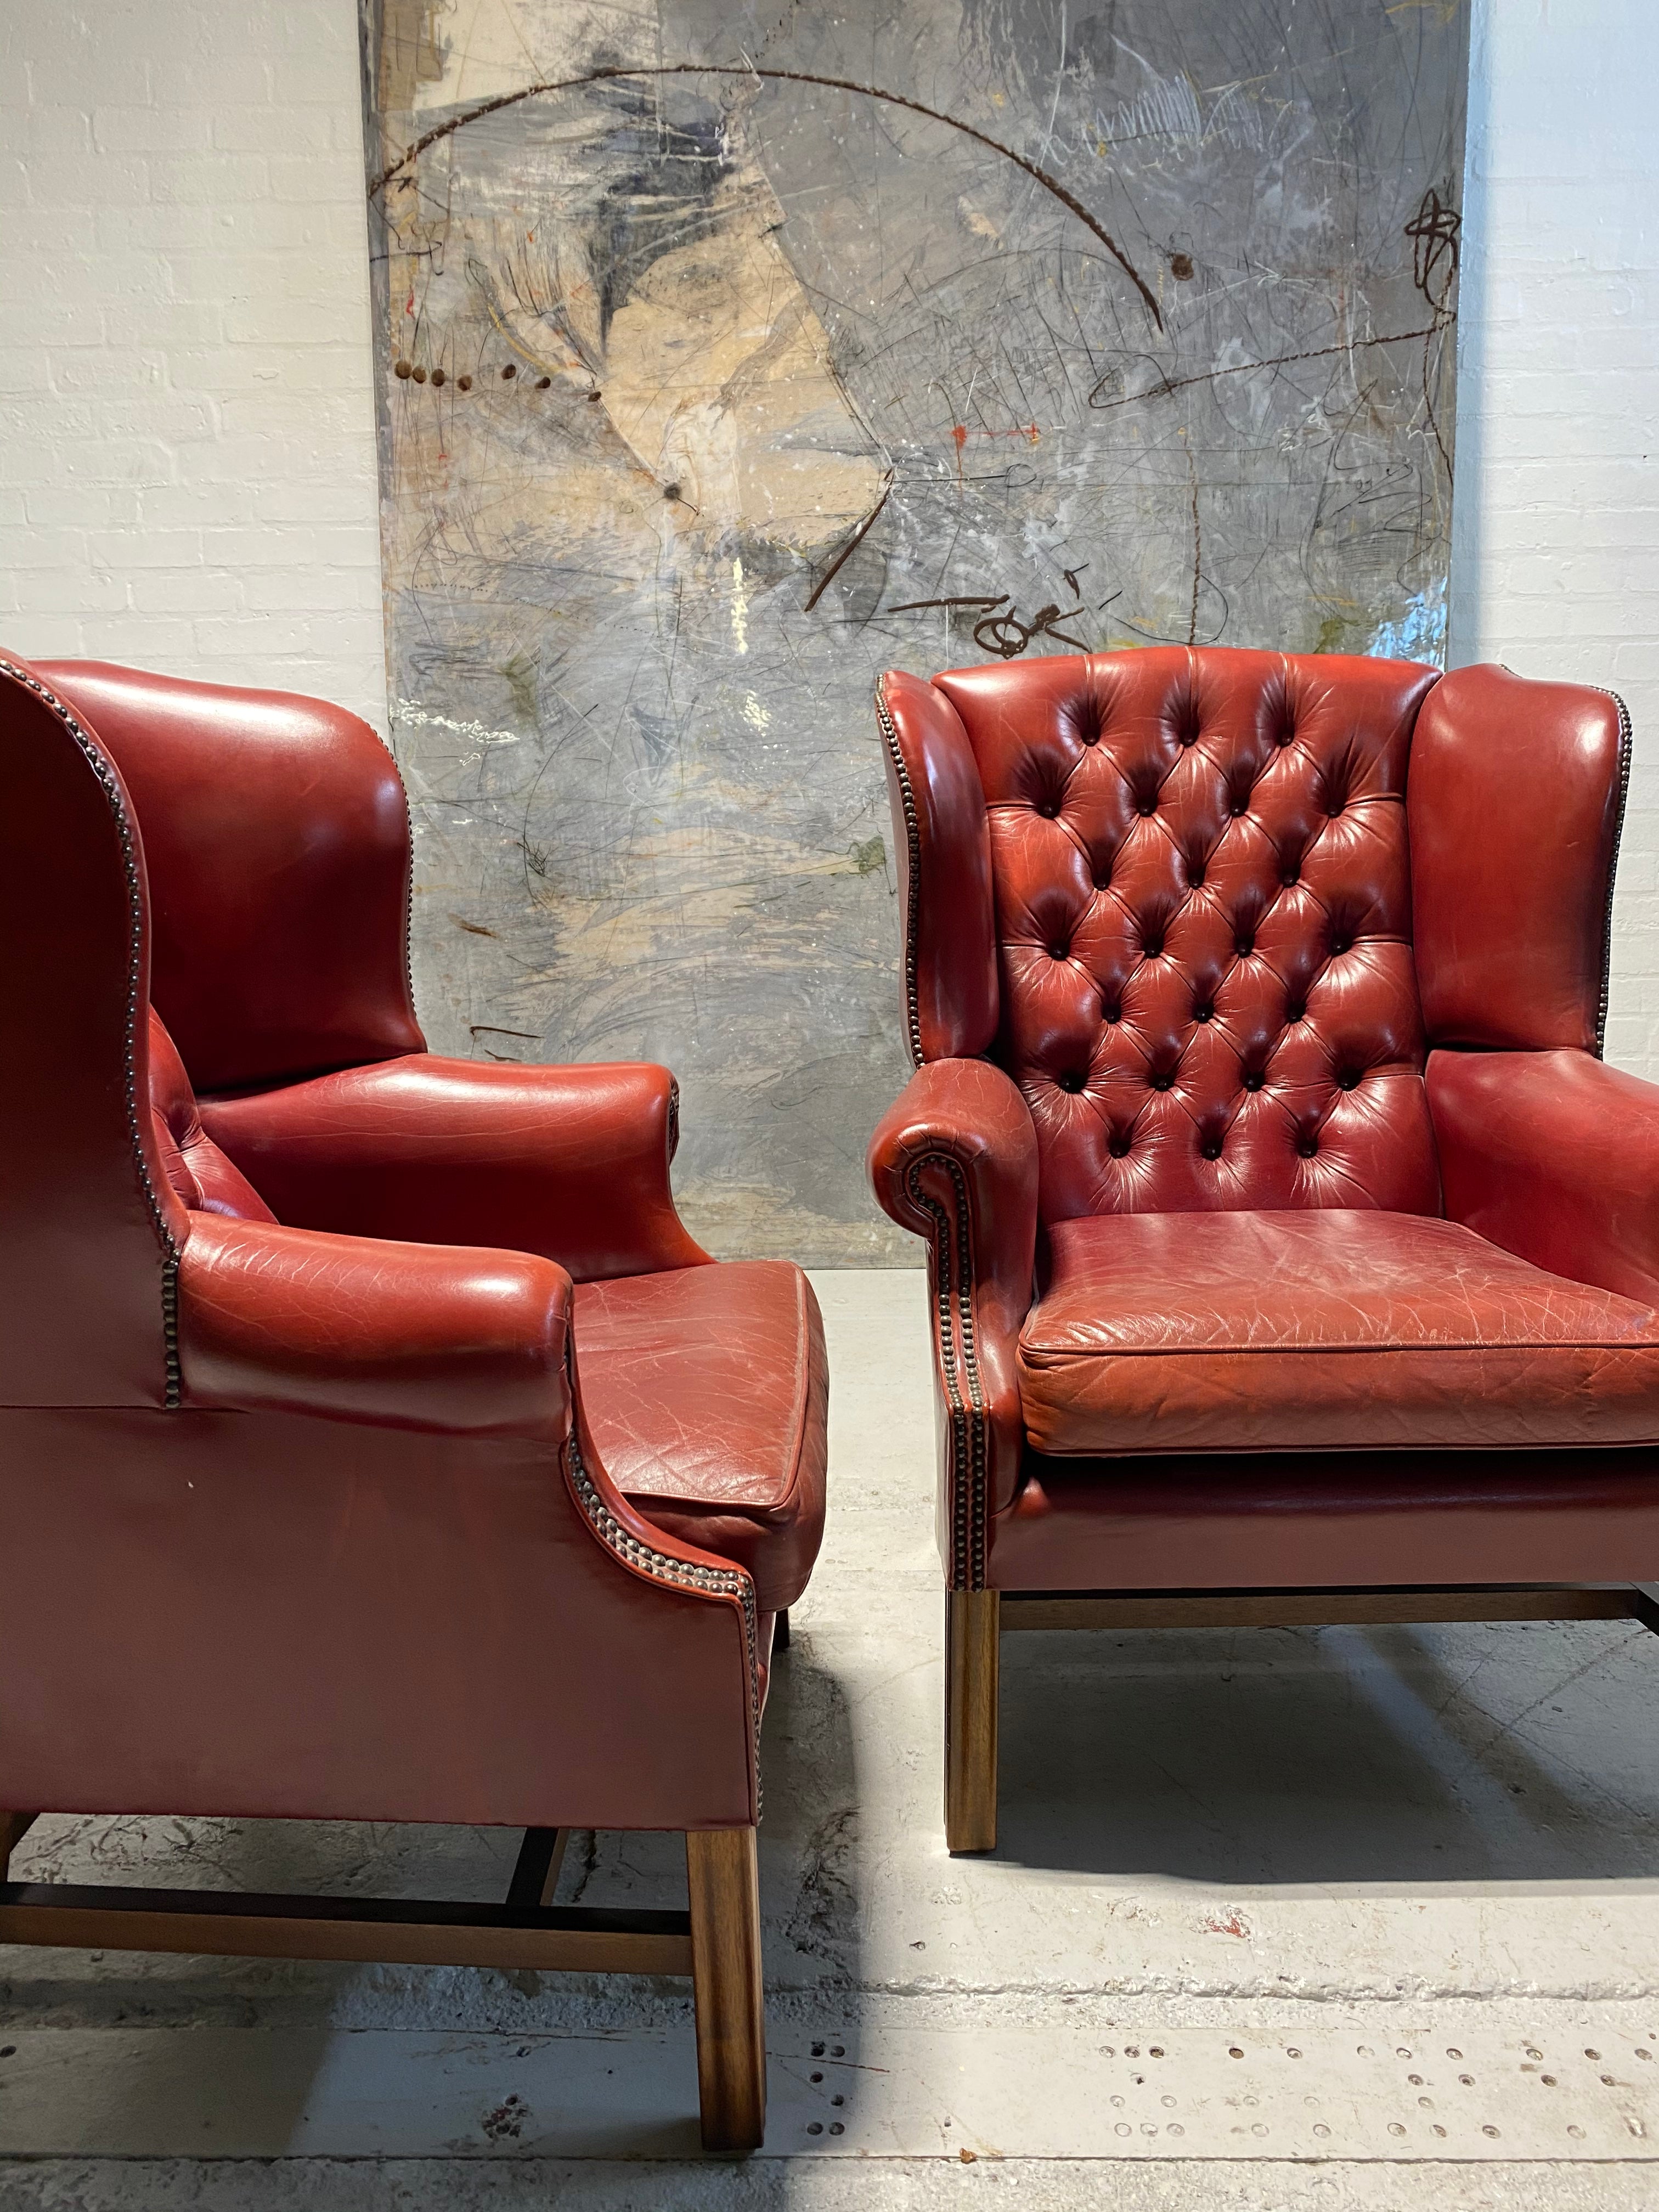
946,1589,1000,1854
686,1826,766,2153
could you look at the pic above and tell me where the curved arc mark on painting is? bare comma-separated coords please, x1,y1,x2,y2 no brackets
366,61,1163,332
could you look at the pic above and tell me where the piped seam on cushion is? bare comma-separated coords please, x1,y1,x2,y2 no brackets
1020,1332,1659,1362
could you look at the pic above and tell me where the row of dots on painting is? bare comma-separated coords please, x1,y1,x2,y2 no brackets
393,359,603,398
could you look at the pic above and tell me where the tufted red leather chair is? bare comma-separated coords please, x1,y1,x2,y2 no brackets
867,646,1659,1854
0,652,829,2150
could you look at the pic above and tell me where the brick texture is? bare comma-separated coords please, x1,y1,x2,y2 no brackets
0,0,386,729
1451,2,1659,1078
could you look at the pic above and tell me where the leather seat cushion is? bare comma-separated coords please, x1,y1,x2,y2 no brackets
1020,1208,1659,1456
573,1260,828,1611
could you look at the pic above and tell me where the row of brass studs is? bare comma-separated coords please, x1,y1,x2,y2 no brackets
0,659,182,1407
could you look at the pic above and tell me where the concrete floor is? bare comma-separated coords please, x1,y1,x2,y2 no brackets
6,1271,1659,2209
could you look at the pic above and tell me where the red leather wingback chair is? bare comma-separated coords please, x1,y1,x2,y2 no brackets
868,646,1659,1854
0,652,828,2151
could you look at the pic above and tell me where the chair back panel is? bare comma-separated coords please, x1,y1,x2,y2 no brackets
1410,663,1629,1054
931,648,1443,1224
0,656,187,1406
34,661,424,1094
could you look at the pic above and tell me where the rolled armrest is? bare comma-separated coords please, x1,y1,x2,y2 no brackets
1428,1048,1659,1306
198,1054,710,1282
178,1212,575,1435
868,1059,1039,1548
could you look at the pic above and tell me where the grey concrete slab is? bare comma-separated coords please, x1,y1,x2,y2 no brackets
5,1271,1659,2205
6,2158,1659,2212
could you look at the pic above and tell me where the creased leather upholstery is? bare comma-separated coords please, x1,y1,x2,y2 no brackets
990,1449,1659,1592
198,1053,709,1283
868,1060,1037,1572
1413,665,1629,1051
36,658,425,1091
0,654,188,1408
1020,1209,1659,1457
877,670,999,1062
1,1404,760,1830
1430,1048,1659,1306
869,645,1655,1600
148,1011,274,1222
180,1211,575,1436
1,650,825,1832
934,648,1442,1222
574,1262,829,1611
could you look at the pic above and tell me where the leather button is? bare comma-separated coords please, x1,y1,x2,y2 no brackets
1108,1135,1131,1158
1297,1136,1318,1158
1338,1068,1361,1090
1280,866,1300,887
1188,864,1205,887
1137,798,1156,817
1194,1004,1213,1023
1049,942,1070,961
1330,935,1351,955
1242,1071,1264,1092
1058,1070,1085,1093
1143,938,1164,959
1150,1073,1173,1092
1038,801,1058,818
1103,1002,1122,1024
1235,935,1254,957
1200,1138,1223,1160
1286,1001,1306,1021
1229,795,1249,817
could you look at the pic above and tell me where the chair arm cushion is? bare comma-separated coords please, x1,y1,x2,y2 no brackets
178,1212,575,1436
198,1054,710,1283
868,1059,1038,1544
26,1214,768,1830
1428,1047,1659,1306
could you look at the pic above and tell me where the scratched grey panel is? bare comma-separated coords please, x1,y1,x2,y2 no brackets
361,0,1466,1262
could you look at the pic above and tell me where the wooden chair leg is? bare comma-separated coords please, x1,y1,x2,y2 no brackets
1,1813,36,1875
505,1826,569,1908
946,1588,1000,1854
686,1826,765,2153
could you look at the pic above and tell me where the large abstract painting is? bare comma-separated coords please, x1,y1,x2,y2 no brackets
360,0,1468,1262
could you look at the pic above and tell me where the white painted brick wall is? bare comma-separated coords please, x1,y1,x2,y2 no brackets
1452,0,1659,1075
4,0,1658,1070
0,0,386,729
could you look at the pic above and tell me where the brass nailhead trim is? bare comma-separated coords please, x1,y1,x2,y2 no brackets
876,675,925,1070
1,658,181,1407
1594,686,1633,1062
904,1151,988,1590
564,1417,763,1811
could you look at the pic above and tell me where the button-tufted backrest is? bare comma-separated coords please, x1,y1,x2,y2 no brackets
885,647,1444,1226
